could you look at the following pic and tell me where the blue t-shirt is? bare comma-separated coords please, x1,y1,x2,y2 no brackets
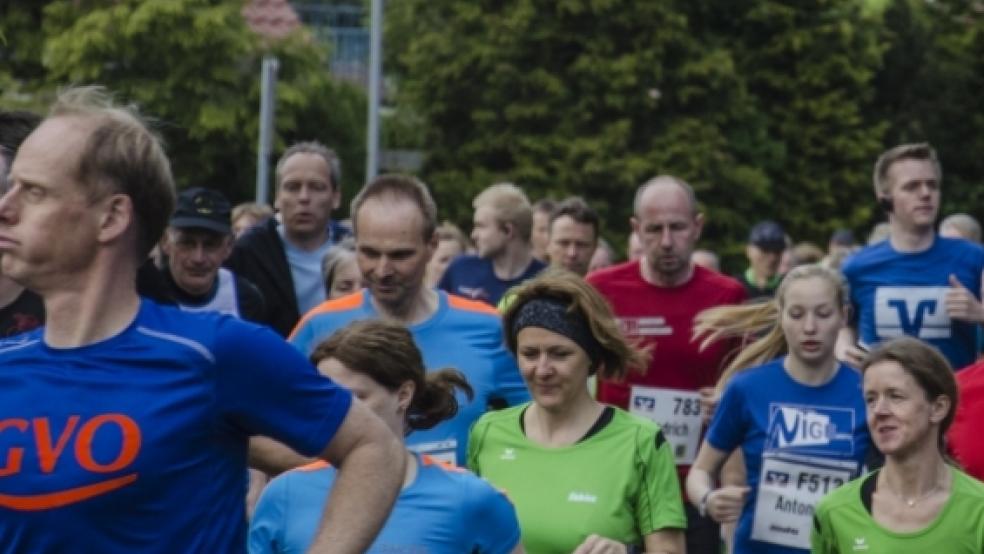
291,290,530,465
706,358,870,554
0,299,351,553
842,236,984,369
438,255,546,306
249,453,521,554
278,225,336,316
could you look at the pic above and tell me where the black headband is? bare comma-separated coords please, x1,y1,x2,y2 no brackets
511,297,604,369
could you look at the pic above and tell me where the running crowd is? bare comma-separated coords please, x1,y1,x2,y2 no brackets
0,86,982,554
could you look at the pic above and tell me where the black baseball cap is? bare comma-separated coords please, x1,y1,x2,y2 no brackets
170,187,232,234
748,220,786,252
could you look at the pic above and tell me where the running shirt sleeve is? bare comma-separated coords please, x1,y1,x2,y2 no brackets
248,475,288,554
214,319,353,456
465,476,523,554
810,510,835,554
705,377,747,454
636,426,688,533
288,316,318,356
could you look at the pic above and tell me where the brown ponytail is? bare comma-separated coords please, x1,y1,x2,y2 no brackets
407,368,474,431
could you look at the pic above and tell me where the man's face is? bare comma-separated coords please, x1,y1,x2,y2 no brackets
275,153,339,242
0,117,106,289
531,209,551,260
161,227,233,296
884,158,940,231
631,184,702,283
546,215,597,276
471,205,511,259
746,244,783,280
355,197,436,314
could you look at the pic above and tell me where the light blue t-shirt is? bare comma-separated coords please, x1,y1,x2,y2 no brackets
291,290,530,465
706,358,870,554
278,226,334,316
841,236,984,369
0,299,351,553
249,452,521,554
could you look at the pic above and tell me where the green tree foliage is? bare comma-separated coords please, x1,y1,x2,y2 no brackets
389,0,886,265
2,0,366,205
874,0,984,225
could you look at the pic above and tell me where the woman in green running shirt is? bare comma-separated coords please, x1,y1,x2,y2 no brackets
811,337,984,553
468,270,686,554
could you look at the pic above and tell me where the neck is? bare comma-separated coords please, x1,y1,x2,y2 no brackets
889,222,935,252
0,274,25,308
285,226,330,252
881,445,949,500
783,355,838,386
400,450,417,490
41,261,141,347
373,287,439,326
640,258,694,287
525,389,602,447
750,267,775,287
491,242,533,280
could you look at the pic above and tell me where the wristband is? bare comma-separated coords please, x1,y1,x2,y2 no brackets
698,489,712,518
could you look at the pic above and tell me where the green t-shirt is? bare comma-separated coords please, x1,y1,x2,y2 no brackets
811,466,984,553
468,404,686,554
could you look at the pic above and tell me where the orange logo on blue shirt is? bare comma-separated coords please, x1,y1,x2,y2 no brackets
0,414,141,510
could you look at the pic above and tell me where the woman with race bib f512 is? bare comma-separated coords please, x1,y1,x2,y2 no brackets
686,264,871,554
811,337,984,553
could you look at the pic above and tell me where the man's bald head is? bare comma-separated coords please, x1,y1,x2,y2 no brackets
633,175,698,218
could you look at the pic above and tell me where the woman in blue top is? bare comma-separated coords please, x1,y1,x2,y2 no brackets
249,319,523,554
685,264,870,554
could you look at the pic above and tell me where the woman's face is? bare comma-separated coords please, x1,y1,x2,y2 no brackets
516,326,592,412
317,357,410,437
328,256,364,299
780,276,845,369
863,360,946,458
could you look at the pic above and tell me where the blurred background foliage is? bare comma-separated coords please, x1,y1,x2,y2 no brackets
1,0,981,270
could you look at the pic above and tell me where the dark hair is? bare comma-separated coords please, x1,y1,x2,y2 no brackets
351,174,438,241
310,319,473,432
549,196,600,238
861,337,958,455
502,268,649,379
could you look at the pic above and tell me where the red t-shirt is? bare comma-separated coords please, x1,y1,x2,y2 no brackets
949,360,984,480
587,261,747,408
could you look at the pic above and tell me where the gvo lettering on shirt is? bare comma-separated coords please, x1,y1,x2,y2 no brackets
0,413,142,510
874,286,950,339
566,491,597,504
617,317,672,337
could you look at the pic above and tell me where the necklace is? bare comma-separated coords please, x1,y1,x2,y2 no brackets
883,475,943,508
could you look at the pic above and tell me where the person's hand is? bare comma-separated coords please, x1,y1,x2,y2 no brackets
705,486,750,524
698,387,719,426
946,274,984,322
572,534,627,554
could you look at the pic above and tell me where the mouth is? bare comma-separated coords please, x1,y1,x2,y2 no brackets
801,341,822,352
0,235,18,251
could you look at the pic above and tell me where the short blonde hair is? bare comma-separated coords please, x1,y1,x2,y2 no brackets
473,182,533,241
50,86,175,259
873,143,941,197
232,202,273,226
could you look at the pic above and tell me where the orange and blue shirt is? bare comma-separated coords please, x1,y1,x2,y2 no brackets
0,299,351,553
290,290,529,465
249,453,521,553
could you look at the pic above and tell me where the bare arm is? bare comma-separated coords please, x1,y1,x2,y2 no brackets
307,400,406,553
685,441,749,524
644,528,685,554
248,435,314,475
835,326,865,369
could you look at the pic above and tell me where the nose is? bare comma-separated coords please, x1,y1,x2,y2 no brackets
0,187,19,225
376,255,394,278
803,313,818,333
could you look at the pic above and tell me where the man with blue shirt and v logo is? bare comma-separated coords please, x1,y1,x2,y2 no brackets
838,143,984,370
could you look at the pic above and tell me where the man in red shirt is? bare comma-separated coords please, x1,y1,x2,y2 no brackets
948,360,984,480
588,174,745,554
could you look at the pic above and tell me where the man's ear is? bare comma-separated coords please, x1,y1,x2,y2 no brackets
98,194,134,245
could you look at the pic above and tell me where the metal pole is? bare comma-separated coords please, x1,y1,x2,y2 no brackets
256,54,279,205
366,0,382,180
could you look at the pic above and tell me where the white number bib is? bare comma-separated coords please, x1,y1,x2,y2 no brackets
751,452,857,549
407,439,457,465
628,386,702,465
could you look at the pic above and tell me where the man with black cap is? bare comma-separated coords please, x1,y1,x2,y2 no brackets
160,187,266,322
736,220,787,301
